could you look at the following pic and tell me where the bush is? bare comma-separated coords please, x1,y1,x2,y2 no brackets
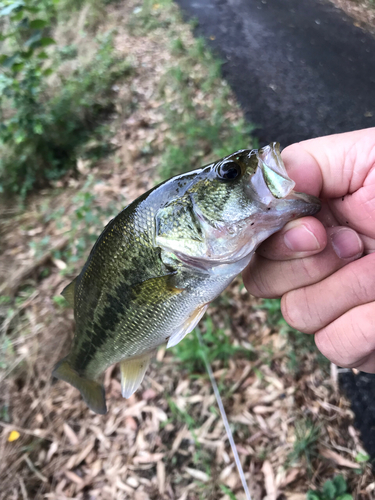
0,0,131,196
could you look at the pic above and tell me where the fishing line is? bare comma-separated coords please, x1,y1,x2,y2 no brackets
196,328,252,500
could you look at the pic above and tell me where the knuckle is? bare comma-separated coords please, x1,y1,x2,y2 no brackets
244,258,278,298
299,256,321,281
315,320,368,368
281,289,309,332
345,259,375,304
282,287,323,334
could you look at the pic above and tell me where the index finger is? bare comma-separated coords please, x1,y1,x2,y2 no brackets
281,127,375,199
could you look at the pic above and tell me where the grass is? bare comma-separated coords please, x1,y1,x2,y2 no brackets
129,0,255,181
307,475,353,500
158,39,254,180
172,316,255,375
288,418,321,471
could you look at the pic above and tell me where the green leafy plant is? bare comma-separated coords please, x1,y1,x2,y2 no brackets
219,485,237,500
307,475,352,500
0,1,132,196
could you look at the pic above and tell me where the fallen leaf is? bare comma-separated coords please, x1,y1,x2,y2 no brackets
319,447,360,469
262,460,277,500
8,430,20,442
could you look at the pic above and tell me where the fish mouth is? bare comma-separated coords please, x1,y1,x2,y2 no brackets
257,143,296,198
249,143,296,202
283,190,321,216
245,142,321,215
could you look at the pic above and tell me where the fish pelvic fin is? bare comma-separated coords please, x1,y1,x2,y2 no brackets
52,357,107,415
120,351,156,399
61,277,77,308
167,303,209,348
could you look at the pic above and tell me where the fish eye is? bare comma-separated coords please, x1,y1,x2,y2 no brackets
218,161,241,181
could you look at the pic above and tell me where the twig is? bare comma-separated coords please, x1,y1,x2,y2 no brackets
24,455,48,482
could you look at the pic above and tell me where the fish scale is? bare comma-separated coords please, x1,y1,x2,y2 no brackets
53,143,321,414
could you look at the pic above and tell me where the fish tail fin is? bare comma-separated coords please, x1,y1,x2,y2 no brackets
52,357,107,415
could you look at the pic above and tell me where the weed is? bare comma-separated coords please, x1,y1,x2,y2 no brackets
355,451,370,463
0,3,132,196
172,316,253,374
288,418,320,470
307,475,352,500
52,295,68,308
166,397,197,429
220,485,238,500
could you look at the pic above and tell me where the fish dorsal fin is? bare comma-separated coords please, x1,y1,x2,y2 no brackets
167,303,209,348
120,351,156,398
61,277,78,308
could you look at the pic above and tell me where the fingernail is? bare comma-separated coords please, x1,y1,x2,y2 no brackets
284,224,320,252
331,228,362,259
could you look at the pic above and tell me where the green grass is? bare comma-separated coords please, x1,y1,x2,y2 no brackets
171,316,255,375
129,0,255,181
288,418,320,471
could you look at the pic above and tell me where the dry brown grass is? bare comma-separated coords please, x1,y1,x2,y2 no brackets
0,1,374,499
327,0,375,33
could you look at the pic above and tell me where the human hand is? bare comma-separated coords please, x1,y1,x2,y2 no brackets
243,128,375,372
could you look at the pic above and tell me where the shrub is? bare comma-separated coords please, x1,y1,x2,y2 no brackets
0,0,131,196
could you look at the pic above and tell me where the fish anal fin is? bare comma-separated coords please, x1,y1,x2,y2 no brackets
167,303,209,348
61,277,78,308
120,351,155,399
52,357,107,415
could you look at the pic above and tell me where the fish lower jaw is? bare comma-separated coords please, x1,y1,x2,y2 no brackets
172,250,254,278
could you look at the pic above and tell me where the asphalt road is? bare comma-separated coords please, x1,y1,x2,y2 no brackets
176,0,375,146
176,0,375,459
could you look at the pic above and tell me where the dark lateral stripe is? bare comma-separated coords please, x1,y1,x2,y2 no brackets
78,280,133,371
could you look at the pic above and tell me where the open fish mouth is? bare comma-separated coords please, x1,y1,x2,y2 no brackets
257,143,296,199
248,143,296,203
247,143,320,214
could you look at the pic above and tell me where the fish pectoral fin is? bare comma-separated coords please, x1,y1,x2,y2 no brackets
52,357,107,415
61,277,78,308
167,303,209,348
131,274,184,306
120,351,156,399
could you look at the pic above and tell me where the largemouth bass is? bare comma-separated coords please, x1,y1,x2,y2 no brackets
53,143,320,414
